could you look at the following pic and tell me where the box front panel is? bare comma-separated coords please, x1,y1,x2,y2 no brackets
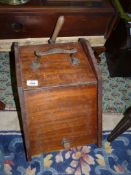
24,85,97,156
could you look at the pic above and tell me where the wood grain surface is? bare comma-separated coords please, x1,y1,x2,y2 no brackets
0,0,114,39
25,85,97,155
19,42,96,89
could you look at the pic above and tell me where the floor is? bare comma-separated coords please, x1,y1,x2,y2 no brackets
0,111,123,131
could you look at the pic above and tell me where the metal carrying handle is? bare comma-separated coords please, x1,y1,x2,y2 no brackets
35,48,77,57
31,48,79,70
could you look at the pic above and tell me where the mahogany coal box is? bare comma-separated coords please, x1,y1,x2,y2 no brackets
14,38,102,160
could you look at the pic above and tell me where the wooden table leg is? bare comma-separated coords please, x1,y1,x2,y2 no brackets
107,106,131,142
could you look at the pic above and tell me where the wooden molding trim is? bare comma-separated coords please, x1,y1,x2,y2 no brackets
0,36,105,52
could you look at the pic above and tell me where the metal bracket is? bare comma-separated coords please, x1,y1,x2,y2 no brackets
61,138,70,150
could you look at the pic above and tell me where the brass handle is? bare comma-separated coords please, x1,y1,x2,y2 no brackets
35,48,77,57
31,48,79,70
61,138,70,150
11,22,23,32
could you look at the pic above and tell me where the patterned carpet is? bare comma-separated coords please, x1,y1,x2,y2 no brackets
0,130,131,175
0,52,131,113
99,53,131,113
0,52,18,110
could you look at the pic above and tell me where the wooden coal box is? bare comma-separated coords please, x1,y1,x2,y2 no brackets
14,38,102,160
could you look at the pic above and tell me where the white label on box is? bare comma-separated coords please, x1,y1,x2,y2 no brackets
27,80,38,86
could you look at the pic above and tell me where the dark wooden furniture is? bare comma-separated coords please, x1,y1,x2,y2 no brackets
105,0,131,77
105,0,131,141
14,38,102,160
0,0,114,39
105,18,131,77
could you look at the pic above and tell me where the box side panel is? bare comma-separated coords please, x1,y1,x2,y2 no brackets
79,38,102,146
14,42,32,160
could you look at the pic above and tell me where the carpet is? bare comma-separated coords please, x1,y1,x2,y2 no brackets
0,52,131,113
0,52,18,111
0,130,131,175
99,53,131,113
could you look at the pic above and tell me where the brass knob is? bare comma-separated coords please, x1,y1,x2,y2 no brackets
61,138,70,150
11,22,23,32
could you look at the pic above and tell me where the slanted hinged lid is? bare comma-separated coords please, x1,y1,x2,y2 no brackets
16,40,97,90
